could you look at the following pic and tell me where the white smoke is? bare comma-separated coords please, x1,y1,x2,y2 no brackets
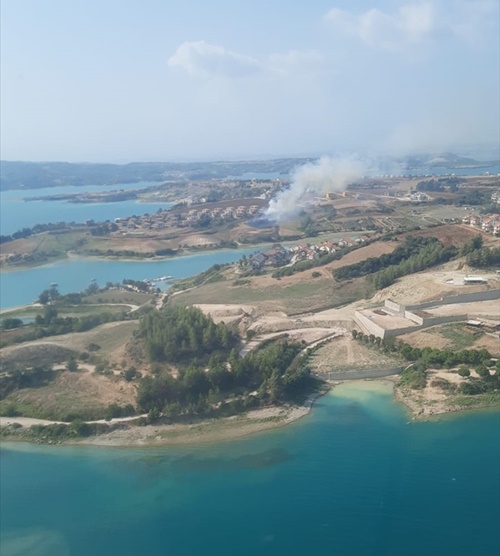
265,155,366,221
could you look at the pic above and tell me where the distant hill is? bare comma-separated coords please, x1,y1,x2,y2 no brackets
0,159,306,190
401,152,499,169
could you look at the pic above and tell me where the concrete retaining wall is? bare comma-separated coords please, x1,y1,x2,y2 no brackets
354,311,387,338
405,310,423,325
407,289,500,310
385,299,405,315
355,311,468,339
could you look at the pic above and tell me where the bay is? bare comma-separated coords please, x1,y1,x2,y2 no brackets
0,248,260,309
0,181,169,236
1,382,499,556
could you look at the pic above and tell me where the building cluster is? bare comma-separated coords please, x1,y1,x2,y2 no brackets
112,201,263,234
115,212,168,233
462,213,500,235
491,190,500,205
248,235,375,270
179,204,260,227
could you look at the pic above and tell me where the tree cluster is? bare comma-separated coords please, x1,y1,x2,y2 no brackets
334,237,457,289
140,305,237,363
352,330,498,393
136,338,313,420
466,247,500,268
334,237,454,285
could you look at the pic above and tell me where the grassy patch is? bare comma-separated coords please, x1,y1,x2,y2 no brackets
0,391,108,421
86,290,154,305
438,323,484,350
448,390,500,409
172,277,369,314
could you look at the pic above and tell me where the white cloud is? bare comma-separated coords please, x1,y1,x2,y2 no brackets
168,40,261,78
168,41,326,80
324,3,436,50
324,1,499,51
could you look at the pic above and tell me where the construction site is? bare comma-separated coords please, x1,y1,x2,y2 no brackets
355,289,500,339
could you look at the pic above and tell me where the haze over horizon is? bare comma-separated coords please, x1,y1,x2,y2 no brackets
1,0,499,163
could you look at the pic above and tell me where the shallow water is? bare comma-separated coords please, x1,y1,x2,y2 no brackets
0,181,169,236
0,248,261,309
1,382,499,556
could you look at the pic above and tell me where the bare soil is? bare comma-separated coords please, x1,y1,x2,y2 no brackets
411,224,493,248
309,337,402,375
0,321,139,367
2,368,137,420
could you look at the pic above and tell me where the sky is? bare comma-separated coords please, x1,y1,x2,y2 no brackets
0,0,499,162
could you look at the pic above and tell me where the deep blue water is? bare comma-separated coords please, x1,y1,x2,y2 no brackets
0,181,169,235
0,248,261,309
1,382,499,556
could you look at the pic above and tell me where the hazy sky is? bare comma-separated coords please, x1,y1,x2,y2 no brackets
1,0,498,162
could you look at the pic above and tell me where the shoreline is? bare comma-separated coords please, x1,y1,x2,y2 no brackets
2,378,499,449
0,390,328,448
0,244,259,274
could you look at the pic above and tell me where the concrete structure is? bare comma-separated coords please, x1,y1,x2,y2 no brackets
354,289,499,339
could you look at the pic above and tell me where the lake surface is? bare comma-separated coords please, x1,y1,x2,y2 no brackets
0,181,170,236
1,382,499,556
0,248,261,309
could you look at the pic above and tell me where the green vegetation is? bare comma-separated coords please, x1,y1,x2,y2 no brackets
466,247,500,268
0,304,130,348
416,177,464,192
170,263,229,292
0,366,57,400
140,305,237,363
137,339,315,421
353,330,498,395
437,323,484,350
334,237,457,289
136,306,317,421
272,247,350,278
0,421,113,442
1,317,24,330
400,362,428,389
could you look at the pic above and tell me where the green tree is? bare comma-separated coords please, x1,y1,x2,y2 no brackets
66,357,78,372
457,366,470,378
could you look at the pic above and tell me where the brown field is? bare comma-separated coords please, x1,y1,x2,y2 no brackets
309,337,402,375
410,224,494,248
0,321,139,367
240,241,397,291
173,275,371,316
401,323,500,355
1,367,137,421
1,343,75,372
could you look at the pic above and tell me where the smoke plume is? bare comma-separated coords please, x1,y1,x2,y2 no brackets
265,156,366,221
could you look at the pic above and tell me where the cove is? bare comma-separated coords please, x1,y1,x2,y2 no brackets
0,181,169,236
0,248,260,309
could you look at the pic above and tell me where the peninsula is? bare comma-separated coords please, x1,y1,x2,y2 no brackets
1,156,500,445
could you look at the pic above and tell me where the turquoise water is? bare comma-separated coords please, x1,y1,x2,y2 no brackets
0,248,261,309
0,181,169,235
1,382,499,556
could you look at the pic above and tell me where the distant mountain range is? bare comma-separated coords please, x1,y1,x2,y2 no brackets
1,152,498,190
0,159,309,190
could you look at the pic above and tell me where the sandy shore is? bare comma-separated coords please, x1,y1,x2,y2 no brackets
74,396,322,447
0,392,325,447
